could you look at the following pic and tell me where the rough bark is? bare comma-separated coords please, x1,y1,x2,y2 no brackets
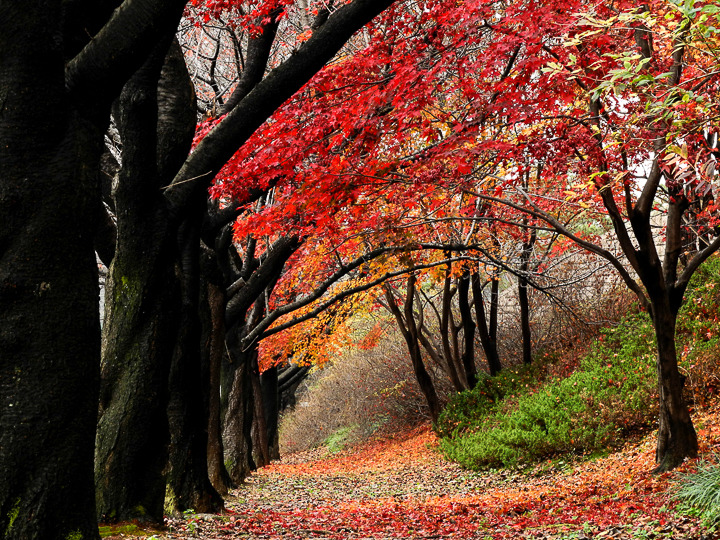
0,3,101,537
166,218,223,513
222,341,256,483
95,42,180,524
250,356,271,467
204,279,235,494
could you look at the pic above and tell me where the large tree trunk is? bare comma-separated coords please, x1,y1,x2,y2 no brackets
96,231,179,523
167,219,223,513
95,40,197,523
0,5,101,538
652,303,698,472
95,44,178,524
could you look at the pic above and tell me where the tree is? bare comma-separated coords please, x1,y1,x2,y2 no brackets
94,0,400,523
213,0,720,473
0,0,188,536
1,0,399,535
461,0,720,471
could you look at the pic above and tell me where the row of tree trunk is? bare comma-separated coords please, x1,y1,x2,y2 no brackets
381,256,535,423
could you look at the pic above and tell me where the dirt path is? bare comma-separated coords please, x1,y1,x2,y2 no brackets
108,421,720,539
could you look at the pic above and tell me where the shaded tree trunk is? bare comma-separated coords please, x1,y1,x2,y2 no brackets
222,342,256,483
166,218,223,513
652,301,697,472
95,40,195,524
457,271,478,388
0,5,101,537
250,355,271,467
518,228,536,365
262,366,281,461
204,279,235,494
440,265,466,390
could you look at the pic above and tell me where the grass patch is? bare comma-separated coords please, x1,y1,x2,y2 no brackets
323,425,358,453
673,458,720,531
438,311,657,468
439,255,720,470
99,524,146,537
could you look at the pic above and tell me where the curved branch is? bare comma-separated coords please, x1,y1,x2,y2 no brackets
467,188,650,309
66,0,187,105
248,256,479,346
164,0,397,216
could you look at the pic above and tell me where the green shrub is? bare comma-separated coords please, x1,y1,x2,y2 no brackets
436,363,545,438
673,459,720,530
323,425,358,453
439,312,658,469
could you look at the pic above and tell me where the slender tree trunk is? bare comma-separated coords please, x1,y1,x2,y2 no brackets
0,5,101,537
457,271,478,388
471,272,502,376
518,277,532,365
652,303,698,472
518,229,535,365
383,278,442,423
441,266,466,390
262,366,281,461
205,280,235,494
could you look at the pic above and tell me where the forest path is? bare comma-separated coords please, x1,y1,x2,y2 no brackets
111,416,720,539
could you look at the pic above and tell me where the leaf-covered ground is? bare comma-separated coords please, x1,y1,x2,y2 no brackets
106,408,720,540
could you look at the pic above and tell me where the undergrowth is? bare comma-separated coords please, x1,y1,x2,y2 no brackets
674,457,720,531
438,312,657,468
439,255,720,470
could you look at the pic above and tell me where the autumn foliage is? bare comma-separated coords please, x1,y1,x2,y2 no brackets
143,416,720,539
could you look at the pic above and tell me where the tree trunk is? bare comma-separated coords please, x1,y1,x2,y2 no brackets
250,355,271,467
457,271,478,388
261,366,281,461
518,228,535,365
0,5,101,537
383,278,442,423
95,39,197,523
518,276,532,365
652,304,698,472
166,219,223,513
440,267,466,390
204,280,235,494
471,272,502,376
222,339,256,484
96,236,179,523
95,44,177,524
